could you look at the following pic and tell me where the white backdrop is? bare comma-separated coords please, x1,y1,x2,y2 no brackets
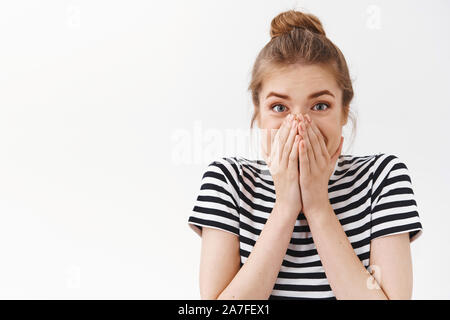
0,0,448,299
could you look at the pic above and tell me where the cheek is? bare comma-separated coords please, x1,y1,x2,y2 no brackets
259,111,281,129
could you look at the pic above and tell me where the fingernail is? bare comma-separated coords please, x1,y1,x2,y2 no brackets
306,114,311,123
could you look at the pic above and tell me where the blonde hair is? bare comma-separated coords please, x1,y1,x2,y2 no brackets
248,9,357,149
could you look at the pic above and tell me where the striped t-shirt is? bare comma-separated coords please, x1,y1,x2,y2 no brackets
187,153,423,299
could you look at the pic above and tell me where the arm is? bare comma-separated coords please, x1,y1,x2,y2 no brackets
369,231,413,299
199,202,297,300
307,203,412,300
295,116,417,299
199,115,302,299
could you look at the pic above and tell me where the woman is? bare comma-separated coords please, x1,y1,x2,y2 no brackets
187,9,423,300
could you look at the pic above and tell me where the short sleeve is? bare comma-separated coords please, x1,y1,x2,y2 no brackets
370,154,423,243
188,158,241,238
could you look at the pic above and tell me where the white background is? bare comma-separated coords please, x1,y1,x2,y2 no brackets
0,0,448,299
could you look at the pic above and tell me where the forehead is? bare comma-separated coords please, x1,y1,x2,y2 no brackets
261,63,340,97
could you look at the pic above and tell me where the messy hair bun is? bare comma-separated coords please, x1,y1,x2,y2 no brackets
270,10,326,39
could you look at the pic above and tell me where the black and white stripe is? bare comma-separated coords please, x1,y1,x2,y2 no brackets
188,153,423,299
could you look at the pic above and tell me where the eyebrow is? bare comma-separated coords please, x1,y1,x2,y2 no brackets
265,89,335,100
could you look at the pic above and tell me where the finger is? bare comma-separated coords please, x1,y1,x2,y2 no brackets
272,115,289,144
276,114,293,146
267,127,278,160
271,133,281,165
305,119,325,168
297,122,303,175
297,120,305,141
281,118,298,168
270,115,290,164
297,114,308,146
299,137,310,177
308,118,329,162
273,115,293,162
288,134,300,173
300,120,315,164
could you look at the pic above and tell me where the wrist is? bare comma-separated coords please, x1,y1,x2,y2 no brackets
305,203,333,225
274,201,301,219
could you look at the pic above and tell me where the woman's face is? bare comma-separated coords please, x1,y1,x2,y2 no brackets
257,63,348,161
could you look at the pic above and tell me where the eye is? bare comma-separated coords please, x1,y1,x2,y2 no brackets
312,102,330,111
271,104,287,113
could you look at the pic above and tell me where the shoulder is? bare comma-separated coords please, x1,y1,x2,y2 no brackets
339,153,407,173
202,157,245,189
207,156,269,175
370,153,411,182
333,153,380,180
332,153,409,185
205,156,241,177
